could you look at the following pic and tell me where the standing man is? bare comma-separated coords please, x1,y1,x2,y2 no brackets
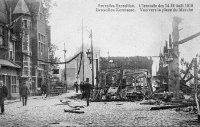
41,81,47,98
84,78,92,106
20,81,29,106
73,81,78,93
80,81,84,94
0,81,8,114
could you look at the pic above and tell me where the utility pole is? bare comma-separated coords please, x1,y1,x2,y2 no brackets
64,43,67,92
82,20,85,81
90,29,94,88
96,58,99,88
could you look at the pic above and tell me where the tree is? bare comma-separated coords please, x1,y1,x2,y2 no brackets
49,43,60,68
43,0,57,24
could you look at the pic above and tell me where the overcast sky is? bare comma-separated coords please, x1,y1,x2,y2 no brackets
49,0,200,75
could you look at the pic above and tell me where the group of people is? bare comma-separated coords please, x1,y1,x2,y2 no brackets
0,80,48,114
0,80,30,114
19,81,48,106
0,78,93,114
74,78,93,106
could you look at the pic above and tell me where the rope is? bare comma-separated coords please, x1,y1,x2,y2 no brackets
22,51,83,65
77,52,83,75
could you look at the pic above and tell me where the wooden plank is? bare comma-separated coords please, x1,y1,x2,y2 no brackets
64,109,84,114
150,104,195,110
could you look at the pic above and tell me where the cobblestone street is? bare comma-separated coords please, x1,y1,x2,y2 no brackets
0,91,199,127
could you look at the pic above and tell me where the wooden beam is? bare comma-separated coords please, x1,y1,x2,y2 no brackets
175,32,200,45
150,103,195,110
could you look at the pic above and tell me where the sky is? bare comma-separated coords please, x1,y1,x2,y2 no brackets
49,0,200,75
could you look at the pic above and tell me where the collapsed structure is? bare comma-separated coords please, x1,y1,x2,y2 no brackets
92,56,153,101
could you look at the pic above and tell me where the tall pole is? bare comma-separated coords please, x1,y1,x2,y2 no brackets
64,43,67,92
82,20,85,81
91,29,94,88
96,59,99,88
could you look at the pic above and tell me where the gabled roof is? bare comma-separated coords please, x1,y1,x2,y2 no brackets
13,0,30,15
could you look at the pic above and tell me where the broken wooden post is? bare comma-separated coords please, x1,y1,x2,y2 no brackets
194,57,200,122
168,17,182,100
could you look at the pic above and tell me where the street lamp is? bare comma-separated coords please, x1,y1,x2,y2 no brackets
86,49,92,64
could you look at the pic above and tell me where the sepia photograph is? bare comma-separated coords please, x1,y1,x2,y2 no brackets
0,0,200,126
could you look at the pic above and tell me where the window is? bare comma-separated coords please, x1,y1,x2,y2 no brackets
41,43,43,56
23,55,28,61
0,75,4,83
9,51,13,60
23,67,29,76
12,85,17,93
38,70,42,77
38,42,40,58
23,41,28,50
38,33,46,59
23,20,28,28
0,26,3,35
0,37,2,46
28,20,31,29
12,76,16,84
23,62,28,66
23,34,29,51
25,34,29,42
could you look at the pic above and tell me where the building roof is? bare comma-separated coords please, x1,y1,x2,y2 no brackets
100,56,153,70
13,0,30,15
0,0,8,24
0,59,21,68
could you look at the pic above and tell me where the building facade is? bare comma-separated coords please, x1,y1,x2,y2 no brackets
0,0,21,99
0,0,51,98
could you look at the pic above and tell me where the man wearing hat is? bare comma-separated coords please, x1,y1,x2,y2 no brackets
0,81,8,114
84,78,92,106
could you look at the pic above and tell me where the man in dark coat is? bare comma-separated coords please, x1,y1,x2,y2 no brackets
80,81,84,94
0,81,8,113
84,78,92,106
41,81,47,98
20,82,29,106
73,81,78,93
